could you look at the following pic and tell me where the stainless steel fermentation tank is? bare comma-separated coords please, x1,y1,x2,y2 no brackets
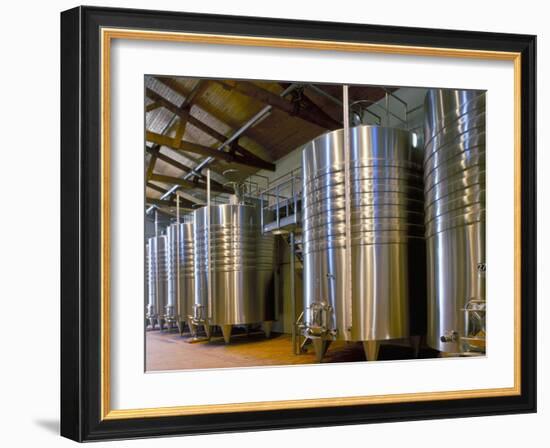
301,125,426,362
166,222,195,334
424,89,486,354
193,203,275,343
146,235,169,329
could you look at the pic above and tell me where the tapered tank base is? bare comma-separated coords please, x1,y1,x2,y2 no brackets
410,335,421,358
178,321,186,335
363,341,380,361
204,325,212,340
263,321,273,339
312,339,331,363
221,325,232,344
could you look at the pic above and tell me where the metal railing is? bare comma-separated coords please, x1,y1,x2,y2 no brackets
259,168,302,234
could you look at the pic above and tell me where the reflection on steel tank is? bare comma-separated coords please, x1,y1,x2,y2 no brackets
166,222,195,335
301,125,426,362
146,235,169,330
192,203,275,343
424,89,486,355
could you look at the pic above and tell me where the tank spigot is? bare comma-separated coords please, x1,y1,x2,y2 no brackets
440,331,459,343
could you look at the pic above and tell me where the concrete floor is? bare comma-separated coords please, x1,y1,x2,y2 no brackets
146,327,439,371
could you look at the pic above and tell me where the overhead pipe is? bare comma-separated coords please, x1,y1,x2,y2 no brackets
342,85,353,339
206,169,212,321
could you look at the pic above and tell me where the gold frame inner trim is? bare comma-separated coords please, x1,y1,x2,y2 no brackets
100,27,522,420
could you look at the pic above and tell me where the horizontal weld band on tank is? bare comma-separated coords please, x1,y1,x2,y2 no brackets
305,189,425,201
304,177,424,189
425,217,485,239
303,237,425,254
425,212,485,237
302,215,424,229
303,167,423,185
302,228,426,241
304,164,422,174
424,103,486,147
425,201,485,225
424,174,485,204
303,202,425,214
303,234,418,246
304,178,425,190
302,220,424,235
425,190,485,217
303,197,425,212
200,234,260,240
195,223,258,229
307,164,423,174
424,134,485,175
304,179,423,195
302,212,423,223
424,162,485,194
423,114,485,160
424,151,485,185
302,221,424,234
423,124,485,171
303,187,424,203
302,159,423,172
206,259,272,266
302,167,423,181
423,144,485,183
304,176,424,191
302,210,425,223
303,183,424,199
302,210,424,226
303,200,425,213
302,232,425,245
195,243,259,251
303,188,423,202
425,183,485,209
424,175,485,206
424,200,484,226
425,181,485,204
196,235,260,243
302,147,420,162
423,94,485,146
304,224,425,236
202,266,272,273
426,204,485,226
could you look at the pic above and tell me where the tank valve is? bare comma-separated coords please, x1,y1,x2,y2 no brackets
440,331,459,343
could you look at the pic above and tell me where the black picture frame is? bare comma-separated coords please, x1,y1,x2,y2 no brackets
61,5,536,442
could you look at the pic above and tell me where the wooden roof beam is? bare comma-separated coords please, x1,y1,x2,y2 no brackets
146,182,204,206
149,172,232,194
146,131,270,172
153,78,276,171
155,77,209,107
217,80,341,130
279,83,343,127
145,197,194,211
186,115,275,170
145,146,228,192
146,88,274,170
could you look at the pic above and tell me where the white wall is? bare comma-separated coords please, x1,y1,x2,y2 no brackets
0,1,546,447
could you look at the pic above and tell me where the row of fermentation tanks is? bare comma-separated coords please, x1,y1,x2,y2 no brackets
146,88,486,360
146,202,275,344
